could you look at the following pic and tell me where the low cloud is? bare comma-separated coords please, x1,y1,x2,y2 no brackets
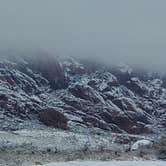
0,0,166,71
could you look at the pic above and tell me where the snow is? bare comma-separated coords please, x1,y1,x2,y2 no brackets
117,63,133,74
44,161,166,166
3,129,115,153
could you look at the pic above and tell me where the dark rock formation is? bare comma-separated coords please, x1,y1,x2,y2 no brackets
24,51,68,89
39,108,68,130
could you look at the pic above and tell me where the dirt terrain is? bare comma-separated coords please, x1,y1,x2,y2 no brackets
0,129,158,166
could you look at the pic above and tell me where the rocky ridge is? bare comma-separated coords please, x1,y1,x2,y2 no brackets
0,52,165,135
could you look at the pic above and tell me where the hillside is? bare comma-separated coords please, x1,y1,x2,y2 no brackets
0,52,165,135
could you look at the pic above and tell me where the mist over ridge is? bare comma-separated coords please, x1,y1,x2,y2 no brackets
0,0,166,71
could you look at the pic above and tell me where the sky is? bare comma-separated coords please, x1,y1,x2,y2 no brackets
0,0,166,70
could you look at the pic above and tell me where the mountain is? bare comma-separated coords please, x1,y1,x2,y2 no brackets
0,52,165,135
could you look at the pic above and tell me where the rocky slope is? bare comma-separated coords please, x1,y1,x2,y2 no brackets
0,52,165,135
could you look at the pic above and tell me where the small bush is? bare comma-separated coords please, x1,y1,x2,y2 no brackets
153,135,166,160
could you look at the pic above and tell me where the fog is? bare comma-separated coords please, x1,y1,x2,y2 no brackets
0,0,166,70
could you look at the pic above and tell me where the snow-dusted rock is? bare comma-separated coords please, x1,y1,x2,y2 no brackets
131,140,152,151
0,52,165,134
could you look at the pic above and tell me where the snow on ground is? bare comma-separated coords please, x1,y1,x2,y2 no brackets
44,161,166,166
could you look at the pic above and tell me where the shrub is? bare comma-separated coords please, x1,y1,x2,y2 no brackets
153,135,166,160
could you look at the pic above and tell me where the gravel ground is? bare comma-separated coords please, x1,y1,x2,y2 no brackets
42,161,166,166
0,130,157,166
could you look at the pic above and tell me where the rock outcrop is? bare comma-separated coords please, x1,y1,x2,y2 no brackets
39,108,68,130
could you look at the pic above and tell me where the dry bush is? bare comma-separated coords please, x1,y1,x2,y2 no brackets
153,135,166,160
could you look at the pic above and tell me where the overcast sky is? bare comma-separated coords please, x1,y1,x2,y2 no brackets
0,0,166,70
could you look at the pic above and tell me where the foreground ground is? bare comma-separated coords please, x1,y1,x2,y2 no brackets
40,161,166,166
0,129,162,166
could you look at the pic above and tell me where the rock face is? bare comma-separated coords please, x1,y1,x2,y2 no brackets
0,51,166,134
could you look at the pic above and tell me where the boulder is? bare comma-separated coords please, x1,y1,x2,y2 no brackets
131,139,152,151
39,108,68,130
